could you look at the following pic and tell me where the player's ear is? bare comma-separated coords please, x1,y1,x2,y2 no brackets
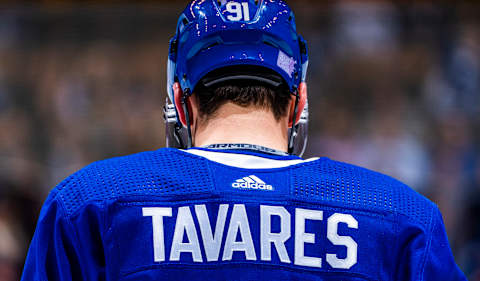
288,82,307,128
173,82,193,127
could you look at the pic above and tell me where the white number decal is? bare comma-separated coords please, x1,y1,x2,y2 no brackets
241,2,250,21
226,1,250,22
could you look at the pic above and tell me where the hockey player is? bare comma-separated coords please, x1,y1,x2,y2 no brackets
22,0,466,280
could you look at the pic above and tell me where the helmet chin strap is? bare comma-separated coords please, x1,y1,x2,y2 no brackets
288,87,300,155
182,88,193,149
173,122,186,148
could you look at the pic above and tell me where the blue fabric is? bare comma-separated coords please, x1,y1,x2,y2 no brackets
22,148,466,280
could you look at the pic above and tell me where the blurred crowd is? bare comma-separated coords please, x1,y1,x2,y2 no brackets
0,1,479,280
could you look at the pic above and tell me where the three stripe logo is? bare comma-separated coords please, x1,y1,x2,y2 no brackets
232,175,274,191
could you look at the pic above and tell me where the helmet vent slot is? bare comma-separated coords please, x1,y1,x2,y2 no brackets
205,42,220,50
262,35,294,57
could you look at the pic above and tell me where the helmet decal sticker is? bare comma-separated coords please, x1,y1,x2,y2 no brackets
277,50,296,78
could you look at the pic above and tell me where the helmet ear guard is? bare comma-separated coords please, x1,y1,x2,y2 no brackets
289,82,307,128
288,103,309,156
164,84,193,149
172,82,192,127
163,102,187,149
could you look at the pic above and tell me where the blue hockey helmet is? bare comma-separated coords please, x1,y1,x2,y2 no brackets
164,0,309,156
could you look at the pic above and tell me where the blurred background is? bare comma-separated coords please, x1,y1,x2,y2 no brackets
0,0,479,279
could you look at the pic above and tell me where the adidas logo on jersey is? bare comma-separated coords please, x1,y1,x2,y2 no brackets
232,175,274,191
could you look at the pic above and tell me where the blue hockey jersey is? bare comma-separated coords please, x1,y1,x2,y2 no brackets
22,148,466,280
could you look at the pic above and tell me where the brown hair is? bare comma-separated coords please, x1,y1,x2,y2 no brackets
194,81,291,122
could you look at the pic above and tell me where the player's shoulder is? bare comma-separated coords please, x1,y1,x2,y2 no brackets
49,148,212,217
293,157,438,227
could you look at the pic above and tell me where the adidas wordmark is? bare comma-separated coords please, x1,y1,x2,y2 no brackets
232,175,274,191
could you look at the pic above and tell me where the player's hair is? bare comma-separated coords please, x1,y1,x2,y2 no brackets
194,82,291,122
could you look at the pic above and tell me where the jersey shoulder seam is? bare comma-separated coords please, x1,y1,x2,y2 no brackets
418,206,438,280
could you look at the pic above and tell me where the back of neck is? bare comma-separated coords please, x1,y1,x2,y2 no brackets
193,103,289,152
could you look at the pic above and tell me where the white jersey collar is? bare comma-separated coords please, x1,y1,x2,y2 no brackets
183,149,319,169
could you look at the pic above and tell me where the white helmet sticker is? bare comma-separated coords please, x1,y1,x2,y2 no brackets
277,50,296,78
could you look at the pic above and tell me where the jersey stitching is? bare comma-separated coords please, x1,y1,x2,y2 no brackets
116,198,394,222
120,262,378,281
392,213,400,280
57,197,88,280
100,198,110,279
418,206,436,280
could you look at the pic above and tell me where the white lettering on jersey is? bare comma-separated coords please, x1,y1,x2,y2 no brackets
194,204,229,262
170,206,203,262
222,204,257,261
326,213,358,269
142,204,358,270
260,205,291,263
295,208,323,268
142,207,172,262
